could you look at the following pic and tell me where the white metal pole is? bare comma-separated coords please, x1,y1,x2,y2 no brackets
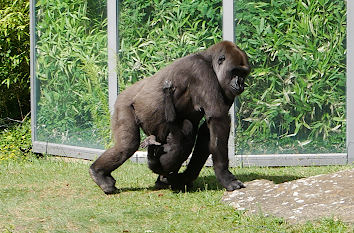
107,0,119,115
223,0,236,160
30,0,37,144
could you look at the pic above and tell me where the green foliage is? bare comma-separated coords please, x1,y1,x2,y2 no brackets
118,0,222,90
35,0,222,148
0,0,30,119
34,0,346,154
0,118,32,162
35,0,110,148
235,0,346,154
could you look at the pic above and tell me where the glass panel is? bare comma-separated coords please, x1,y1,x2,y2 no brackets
235,0,346,154
118,0,222,91
35,0,109,149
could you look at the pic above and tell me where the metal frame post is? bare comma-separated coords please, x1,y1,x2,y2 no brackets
107,0,119,114
30,0,37,146
347,0,354,164
223,0,238,163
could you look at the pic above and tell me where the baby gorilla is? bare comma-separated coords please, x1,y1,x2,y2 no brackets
140,81,195,188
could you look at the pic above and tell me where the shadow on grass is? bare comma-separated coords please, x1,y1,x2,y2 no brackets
189,173,304,192
112,173,304,194
116,186,156,193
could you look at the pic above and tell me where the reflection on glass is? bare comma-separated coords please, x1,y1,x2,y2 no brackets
35,0,109,149
235,0,346,154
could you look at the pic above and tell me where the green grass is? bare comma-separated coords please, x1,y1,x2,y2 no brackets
0,157,353,232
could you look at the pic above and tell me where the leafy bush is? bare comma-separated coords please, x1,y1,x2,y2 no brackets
235,0,346,154
0,0,30,119
0,118,33,162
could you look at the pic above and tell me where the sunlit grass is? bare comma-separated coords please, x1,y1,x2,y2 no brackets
0,157,353,232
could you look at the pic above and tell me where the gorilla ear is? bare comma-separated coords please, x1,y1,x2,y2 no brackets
218,55,225,65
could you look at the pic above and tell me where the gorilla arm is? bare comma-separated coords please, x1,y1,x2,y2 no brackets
186,54,245,190
207,115,245,190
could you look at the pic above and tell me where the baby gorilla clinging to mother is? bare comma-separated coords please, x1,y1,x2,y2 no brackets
140,81,195,189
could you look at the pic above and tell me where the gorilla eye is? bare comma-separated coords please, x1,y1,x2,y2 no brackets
218,55,225,65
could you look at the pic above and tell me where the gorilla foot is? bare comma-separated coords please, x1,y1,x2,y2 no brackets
168,173,193,191
225,179,246,191
171,182,193,192
89,167,118,194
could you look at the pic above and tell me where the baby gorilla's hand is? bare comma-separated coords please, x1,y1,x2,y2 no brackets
140,135,161,148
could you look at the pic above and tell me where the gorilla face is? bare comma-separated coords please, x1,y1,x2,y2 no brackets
212,42,250,101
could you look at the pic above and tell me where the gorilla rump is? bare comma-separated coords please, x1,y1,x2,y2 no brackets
89,41,251,194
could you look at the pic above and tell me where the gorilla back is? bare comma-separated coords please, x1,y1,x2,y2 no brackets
90,41,250,194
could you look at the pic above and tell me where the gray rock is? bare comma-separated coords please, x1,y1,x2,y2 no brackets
223,169,354,223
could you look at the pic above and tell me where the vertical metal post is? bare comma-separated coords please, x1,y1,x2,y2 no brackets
347,0,354,164
107,0,119,114
30,0,37,144
223,0,235,43
223,0,236,160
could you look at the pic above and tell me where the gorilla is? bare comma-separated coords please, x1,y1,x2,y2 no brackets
89,41,251,194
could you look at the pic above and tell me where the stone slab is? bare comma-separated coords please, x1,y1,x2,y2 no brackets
223,169,354,223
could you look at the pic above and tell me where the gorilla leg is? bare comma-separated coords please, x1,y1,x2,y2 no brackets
89,106,140,194
208,116,245,191
167,121,210,189
182,121,210,181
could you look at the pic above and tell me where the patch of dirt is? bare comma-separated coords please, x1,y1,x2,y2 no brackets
223,169,354,223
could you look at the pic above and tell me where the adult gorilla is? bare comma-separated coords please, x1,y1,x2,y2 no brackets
90,41,251,194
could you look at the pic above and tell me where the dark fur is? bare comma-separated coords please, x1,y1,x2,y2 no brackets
90,41,250,194
143,81,194,177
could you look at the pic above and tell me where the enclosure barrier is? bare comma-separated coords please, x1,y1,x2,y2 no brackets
31,0,354,166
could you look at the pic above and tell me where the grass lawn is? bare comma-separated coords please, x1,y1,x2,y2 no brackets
0,156,353,232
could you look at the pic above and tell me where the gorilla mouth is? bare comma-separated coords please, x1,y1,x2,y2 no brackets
231,76,244,95
231,87,242,95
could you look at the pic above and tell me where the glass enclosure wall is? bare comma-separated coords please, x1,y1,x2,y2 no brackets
31,0,351,163
234,0,347,155
34,0,109,149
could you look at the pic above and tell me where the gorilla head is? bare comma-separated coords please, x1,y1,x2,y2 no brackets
209,41,250,101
